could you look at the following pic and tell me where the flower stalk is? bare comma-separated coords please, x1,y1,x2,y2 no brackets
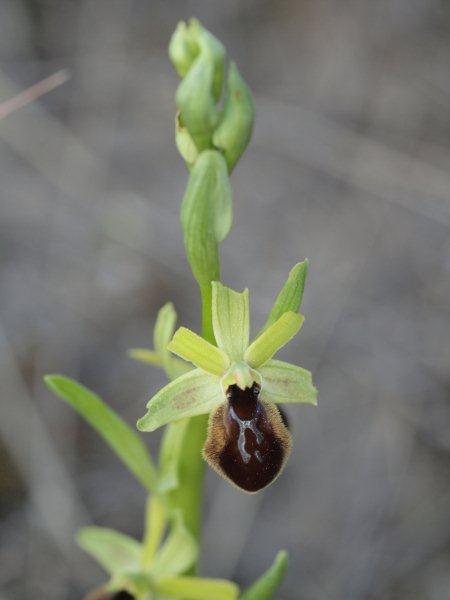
43,17,315,600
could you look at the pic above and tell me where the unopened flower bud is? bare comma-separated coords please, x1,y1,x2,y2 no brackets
213,62,255,172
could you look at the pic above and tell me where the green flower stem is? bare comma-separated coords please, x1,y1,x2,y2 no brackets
200,282,215,345
167,282,214,571
171,413,208,542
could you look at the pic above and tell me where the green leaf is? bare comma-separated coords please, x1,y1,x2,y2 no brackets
141,495,167,569
181,150,232,291
259,359,317,406
245,312,304,368
153,511,198,577
212,282,250,362
262,260,308,332
157,419,190,493
213,62,254,172
157,576,239,600
77,527,142,576
168,327,230,376
240,551,288,600
44,375,157,491
137,369,222,432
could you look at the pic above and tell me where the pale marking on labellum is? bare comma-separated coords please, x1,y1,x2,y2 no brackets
228,405,264,464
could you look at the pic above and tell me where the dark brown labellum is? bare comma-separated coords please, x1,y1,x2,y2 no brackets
203,383,292,492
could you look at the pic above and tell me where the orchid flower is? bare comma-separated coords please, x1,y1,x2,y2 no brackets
138,276,317,492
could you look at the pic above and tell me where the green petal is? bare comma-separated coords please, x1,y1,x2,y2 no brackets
137,369,222,432
212,282,249,361
152,511,198,577
76,527,142,576
44,375,157,491
259,359,317,405
240,551,288,600
128,348,191,379
168,327,230,376
262,260,308,332
245,312,304,368
157,576,239,600
127,348,163,367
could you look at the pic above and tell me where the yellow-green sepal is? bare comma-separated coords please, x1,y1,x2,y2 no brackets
212,282,250,362
137,369,222,432
262,260,308,332
259,359,317,405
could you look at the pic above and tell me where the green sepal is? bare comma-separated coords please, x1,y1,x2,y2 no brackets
259,359,317,406
181,150,232,290
212,282,250,362
168,326,230,376
152,511,198,577
137,368,222,432
44,375,157,492
259,360,317,406
175,111,199,168
262,260,308,332
240,550,288,600
157,576,239,600
76,527,142,576
213,62,254,172
245,311,304,368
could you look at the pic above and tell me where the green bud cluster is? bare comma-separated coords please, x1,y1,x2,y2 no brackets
169,20,255,342
169,18,254,172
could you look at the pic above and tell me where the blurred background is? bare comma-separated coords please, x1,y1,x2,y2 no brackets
1,1,450,599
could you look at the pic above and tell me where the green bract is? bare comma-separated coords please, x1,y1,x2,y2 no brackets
137,276,317,436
